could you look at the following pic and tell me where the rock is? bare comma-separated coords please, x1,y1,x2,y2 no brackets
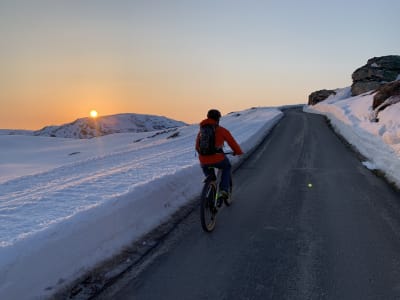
372,80,400,109
369,80,400,122
351,55,400,96
308,89,336,105
351,81,382,96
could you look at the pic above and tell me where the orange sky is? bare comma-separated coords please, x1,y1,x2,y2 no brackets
1,0,399,130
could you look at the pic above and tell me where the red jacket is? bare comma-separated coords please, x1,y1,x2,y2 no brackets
195,118,243,165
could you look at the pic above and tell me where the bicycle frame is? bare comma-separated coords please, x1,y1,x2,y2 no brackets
205,167,222,208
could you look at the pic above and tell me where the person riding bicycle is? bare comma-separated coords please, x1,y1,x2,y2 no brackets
196,109,243,207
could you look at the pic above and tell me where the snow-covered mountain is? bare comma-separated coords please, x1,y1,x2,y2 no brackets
0,129,33,136
33,113,187,139
0,107,284,299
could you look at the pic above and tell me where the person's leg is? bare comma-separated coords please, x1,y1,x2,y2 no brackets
216,157,231,193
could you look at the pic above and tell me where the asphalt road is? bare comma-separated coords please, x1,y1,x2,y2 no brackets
101,109,400,300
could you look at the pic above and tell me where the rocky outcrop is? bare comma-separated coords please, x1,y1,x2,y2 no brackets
308,89,336,105
351,55,400,96
372,80,400,109
370,80,400,122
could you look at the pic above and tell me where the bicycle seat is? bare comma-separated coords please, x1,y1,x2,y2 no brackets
203,174,217,183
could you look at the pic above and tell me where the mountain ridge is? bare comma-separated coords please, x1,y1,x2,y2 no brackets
34,113,187,139
1,113,187,139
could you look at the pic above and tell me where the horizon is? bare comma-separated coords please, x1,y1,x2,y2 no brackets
1,0,399,130
0,106,280,131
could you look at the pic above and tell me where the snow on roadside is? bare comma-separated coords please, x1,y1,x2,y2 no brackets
304,87,400,187
0,107,283,299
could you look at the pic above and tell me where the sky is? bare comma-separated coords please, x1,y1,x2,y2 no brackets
1,0,399,129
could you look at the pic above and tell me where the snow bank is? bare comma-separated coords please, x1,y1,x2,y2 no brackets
304,87,400,187
0,166,202,299
0,107,283,299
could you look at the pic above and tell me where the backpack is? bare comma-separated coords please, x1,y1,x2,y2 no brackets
198,124,219,155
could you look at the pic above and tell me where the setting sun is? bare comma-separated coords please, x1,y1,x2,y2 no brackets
90,110,98,118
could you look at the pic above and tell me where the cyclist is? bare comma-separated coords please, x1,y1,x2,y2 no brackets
195,109,244,207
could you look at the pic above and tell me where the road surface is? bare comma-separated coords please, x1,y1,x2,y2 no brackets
99,109,400,300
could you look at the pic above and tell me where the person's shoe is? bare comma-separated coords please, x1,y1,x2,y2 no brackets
217,190,229,207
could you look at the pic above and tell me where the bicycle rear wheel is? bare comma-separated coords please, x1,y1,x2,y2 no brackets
200,182,217,232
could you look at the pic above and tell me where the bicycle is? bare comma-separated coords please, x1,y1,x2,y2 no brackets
200,152,234,232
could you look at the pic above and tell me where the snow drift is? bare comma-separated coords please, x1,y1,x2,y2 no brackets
0,107,283,299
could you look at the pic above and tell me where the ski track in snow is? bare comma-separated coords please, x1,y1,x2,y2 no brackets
0,130,197,246
0,107,287,299
0,108,283,247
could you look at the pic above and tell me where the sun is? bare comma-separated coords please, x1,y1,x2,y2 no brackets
90,110,98,118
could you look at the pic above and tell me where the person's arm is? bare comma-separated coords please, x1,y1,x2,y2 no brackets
222,128,243,155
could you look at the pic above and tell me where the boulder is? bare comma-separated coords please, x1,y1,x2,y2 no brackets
351,55,400,96
308,89,336,105
372,80,400,109
370,80,400,122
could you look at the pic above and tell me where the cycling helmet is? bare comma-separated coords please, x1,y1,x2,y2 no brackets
207,109,222,121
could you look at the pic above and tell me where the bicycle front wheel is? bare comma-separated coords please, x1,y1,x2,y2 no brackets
200,182,217,232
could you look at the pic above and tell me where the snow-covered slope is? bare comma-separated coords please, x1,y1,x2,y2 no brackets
0,129,33,136
304,86,400,187
33,113,187,139
0,107,283,299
